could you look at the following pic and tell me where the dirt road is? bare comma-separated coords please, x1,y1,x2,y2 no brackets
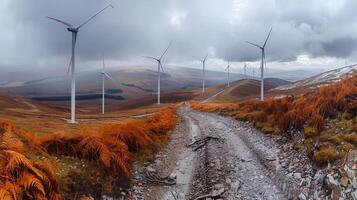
130,105,302,200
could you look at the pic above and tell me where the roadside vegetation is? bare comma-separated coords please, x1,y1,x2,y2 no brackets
0,106,177,199
192,74,357,165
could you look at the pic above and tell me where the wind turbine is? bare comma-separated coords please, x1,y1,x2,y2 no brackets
200,55,208,94
47,5,113,123
225,61,231,87
101,55,114,115
246,28,272,101
143,41,173,105
243,63,247,79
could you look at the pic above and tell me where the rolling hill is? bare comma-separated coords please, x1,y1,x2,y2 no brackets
0,66,245,101
209,78,289,102
274,64,357,91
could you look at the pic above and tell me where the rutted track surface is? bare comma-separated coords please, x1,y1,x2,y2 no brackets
130,105,298,199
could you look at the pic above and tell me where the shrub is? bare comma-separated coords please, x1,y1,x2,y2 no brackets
330,133,344,145
34,106,177,177
338,142,355,158
248,111,267,122
304,126,319,138
292,140,301,151
310,114,325,133
313,144,338,165
344,132,357,145
261,125,280,135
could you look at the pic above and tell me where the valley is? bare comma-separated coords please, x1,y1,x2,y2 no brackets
0,65,355,200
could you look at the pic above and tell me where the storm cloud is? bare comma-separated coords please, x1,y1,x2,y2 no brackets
0,0,357,73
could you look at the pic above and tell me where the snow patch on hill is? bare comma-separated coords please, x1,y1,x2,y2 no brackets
275,65,357,90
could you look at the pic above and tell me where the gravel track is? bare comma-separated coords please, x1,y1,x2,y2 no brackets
129,105,300,200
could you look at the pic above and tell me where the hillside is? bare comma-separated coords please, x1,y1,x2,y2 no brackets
193,73,357,163
275,64,357,91
264,77,291,87
0,66,245,101
210,78,289,102
0,91,177,135
191,73,357,199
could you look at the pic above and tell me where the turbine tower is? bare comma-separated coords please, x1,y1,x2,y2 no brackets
144,41,173,105
243,63,247,79
225,61,230,87
246,28,272,101
200,55,208,94
47,4,114,123
101,55,113,115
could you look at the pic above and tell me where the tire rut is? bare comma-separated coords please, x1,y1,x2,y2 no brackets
187,111,287,200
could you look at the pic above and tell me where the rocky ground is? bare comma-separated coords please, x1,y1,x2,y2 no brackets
128,104,357,200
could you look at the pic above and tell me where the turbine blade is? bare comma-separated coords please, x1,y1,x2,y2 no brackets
143,56,159,61
160,62,164,73
204,54,208,62
246,41,262,49
263,27,273,48
159,40,173,60
47,16,73,27
77,4,114,29
104,72,113,81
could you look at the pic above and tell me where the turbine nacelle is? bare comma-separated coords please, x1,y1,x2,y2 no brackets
67,27,78,33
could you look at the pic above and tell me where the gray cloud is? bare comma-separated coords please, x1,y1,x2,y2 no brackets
0,0,356,73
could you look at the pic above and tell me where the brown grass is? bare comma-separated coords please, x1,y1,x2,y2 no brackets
0,106,178,198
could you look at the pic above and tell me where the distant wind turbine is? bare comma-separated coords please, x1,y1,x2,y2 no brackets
246,27,272,101
200,55,208,94
243,63,247,79
225,61,231,87
143,41,173,105
47,4,114,123
101,55,114,115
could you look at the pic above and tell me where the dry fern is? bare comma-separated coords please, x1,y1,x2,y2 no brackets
0,120,62,200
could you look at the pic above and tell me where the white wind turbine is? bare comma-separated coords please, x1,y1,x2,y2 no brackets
246,28,272,101
200,55,208,94
144,41,173,105
243,63,247,79
225,61,231,87
101,55,114,115
47,5,113,123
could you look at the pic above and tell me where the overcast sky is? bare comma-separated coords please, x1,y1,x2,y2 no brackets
0,0,356,75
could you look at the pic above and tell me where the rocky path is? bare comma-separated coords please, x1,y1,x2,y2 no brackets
130,106,199,199
129,105,314,199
